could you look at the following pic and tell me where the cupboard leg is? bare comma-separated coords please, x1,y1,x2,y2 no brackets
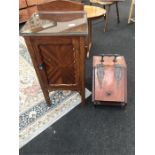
87,19,92,58
79,37,86,105
24,37,51,106
42,89,51,105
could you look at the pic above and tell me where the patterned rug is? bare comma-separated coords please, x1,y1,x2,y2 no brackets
19,37,91,149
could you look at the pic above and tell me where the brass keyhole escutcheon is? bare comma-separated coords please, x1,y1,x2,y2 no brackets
105,91,112,96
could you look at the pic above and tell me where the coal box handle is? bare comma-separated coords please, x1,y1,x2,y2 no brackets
99,54,120,63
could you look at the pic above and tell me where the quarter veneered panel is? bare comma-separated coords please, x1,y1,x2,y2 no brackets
39,44,76,85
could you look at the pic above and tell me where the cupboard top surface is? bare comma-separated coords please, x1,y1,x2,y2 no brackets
20,11,88,36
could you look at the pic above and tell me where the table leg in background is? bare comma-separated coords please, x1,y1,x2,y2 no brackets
87,19,92,58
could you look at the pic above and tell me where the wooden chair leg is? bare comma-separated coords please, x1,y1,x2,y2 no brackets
87,19,92,58
116,2,120,24
128,0,134,23
104,4,111,32
103,5,106,20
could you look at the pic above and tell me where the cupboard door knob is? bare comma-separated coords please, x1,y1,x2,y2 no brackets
38,63,44,70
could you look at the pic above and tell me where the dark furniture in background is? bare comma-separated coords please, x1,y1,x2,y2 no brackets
90,0,124,32
19,0,82,23
84,5,106,57
19,0,45,23
37,0,83,11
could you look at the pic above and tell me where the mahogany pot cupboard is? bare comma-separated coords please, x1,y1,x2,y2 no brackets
20,11,88,105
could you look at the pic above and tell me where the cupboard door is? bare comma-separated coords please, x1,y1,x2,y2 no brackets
31,36,80,87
